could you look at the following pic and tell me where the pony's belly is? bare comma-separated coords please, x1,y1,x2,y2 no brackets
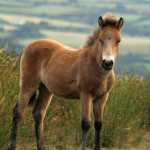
47,85,79,99
42,77,79,99
56,92,80,99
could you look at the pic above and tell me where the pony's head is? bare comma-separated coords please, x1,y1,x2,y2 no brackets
98,13,124,70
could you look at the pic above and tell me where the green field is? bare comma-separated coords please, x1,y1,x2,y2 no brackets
0,50,149,150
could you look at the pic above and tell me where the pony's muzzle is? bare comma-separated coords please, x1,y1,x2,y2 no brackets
102,59,114,70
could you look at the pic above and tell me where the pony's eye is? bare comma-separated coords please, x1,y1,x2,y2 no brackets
99,39,103,44
116,40,121,44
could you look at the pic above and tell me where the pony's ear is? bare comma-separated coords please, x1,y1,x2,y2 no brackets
117,17,124,30
98,16,104,28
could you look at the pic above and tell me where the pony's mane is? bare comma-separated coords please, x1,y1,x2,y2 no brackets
84,13,118,47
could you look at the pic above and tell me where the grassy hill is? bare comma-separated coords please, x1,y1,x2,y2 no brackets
0,1,150,149
0,51,149,150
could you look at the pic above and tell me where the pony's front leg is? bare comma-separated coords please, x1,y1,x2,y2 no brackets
80,92,93,150
93,94,108,150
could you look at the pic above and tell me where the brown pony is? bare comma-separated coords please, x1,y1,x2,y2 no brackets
8,13,124,150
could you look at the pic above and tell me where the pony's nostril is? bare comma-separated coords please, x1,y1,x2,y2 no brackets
102,59,106,63
110,60,113,65
102,59,114,70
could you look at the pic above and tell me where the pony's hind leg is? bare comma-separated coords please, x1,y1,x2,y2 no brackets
8,82,39,150
32,83,53,150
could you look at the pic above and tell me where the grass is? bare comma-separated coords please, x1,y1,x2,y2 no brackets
0,50,149,150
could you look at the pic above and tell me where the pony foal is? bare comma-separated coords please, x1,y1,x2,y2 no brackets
9,13,124,150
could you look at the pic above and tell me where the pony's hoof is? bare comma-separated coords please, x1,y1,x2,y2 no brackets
80,146,87,150
93,145,100,150
37,140,46,150
37,146,46,150
94,148,100,150
8,141,16,150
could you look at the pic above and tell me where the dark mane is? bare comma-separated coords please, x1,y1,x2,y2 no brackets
84,13,118,47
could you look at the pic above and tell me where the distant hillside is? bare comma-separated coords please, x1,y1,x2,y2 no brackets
0,0,150,75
